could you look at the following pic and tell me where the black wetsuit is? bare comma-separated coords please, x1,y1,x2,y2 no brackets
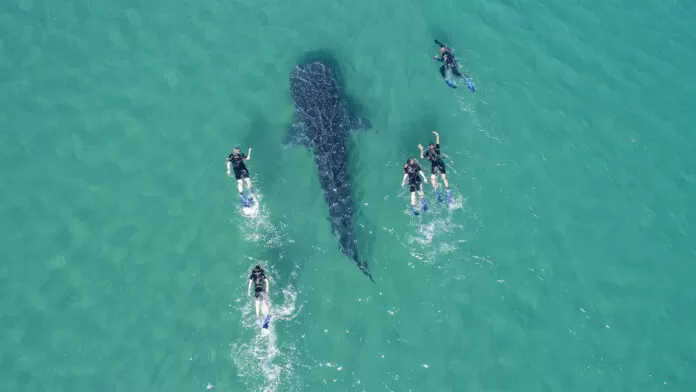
404,162,423,193
436,48,463,79
249,267,266,299
424,144,446,175
227,152,249,180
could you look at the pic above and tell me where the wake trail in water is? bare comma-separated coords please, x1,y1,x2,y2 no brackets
230,266,303,392
229,186,304,391
388,180,476,267
232,191,291,249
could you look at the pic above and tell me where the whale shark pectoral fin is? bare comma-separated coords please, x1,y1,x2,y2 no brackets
349,115,372,132
284,122,310,148
343,107,372,132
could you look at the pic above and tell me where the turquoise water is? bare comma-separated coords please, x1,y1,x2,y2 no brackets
2,0,696,390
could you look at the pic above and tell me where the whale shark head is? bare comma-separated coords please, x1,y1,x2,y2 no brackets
289,61,341,114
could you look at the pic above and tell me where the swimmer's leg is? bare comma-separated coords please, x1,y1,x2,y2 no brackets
441,65,457,88
238,180,249,206
452,67,464,78
419,188,428,212
261,300,269,317
410,191,419,215
254,299,260,318
431,174,442,203
244,177,254,204
442,174,452,203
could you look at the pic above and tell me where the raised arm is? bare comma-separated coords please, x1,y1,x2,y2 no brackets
246,148,252,160
418,144,424,159
433,131,440,145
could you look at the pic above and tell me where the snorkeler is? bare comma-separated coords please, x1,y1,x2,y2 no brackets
419,130,452,203
247,265,270,320
433,40,475,91
402,158,429,215
226,146,254,206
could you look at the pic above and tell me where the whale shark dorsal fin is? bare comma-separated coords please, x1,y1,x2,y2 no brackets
284,122,311,148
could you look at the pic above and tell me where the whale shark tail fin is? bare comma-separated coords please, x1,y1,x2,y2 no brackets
356,260,375,283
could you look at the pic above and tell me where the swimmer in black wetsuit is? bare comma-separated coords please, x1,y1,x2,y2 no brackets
434,41,467,86
247,265,270,319
419,131,451,202
226,146,254,205
401,158,429,214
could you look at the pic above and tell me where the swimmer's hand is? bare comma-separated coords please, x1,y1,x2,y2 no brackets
418,144,423,150
226,170,231,177
432,131,438,135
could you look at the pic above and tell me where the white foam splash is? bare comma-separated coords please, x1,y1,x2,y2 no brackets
231,282,302,392
235,193,289,248
385,187,474,266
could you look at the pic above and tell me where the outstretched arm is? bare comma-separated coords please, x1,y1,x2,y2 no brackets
401,173,408,187
265,279,269,294
246,148,252,160
433,131,440,145
247,279,252,296
420,171,428,183
226,161,232,176
418,144,424,159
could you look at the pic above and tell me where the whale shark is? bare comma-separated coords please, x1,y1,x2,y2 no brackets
285,59,374,282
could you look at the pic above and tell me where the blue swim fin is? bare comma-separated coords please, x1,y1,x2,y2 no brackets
446,188,453,204
412,206,419,216
262,314,271,329
445,79,457,88
240,193,250,207
247,191,255,205
465,78,476,92
435,189,443,203
421,198,428,212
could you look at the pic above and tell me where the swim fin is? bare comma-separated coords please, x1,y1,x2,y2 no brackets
240,193,250,207
247,191,255,206
435,189,443,203
421,198,428,212
446,188,452,204
412,206,419,216
262,314,270,329
445,79,457,88
465,77,476,92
